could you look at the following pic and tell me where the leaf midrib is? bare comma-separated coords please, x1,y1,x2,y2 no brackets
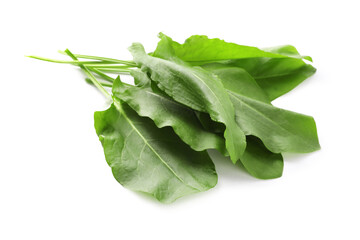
192,72,234,122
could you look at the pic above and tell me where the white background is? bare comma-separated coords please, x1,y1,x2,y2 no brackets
1,0,359,239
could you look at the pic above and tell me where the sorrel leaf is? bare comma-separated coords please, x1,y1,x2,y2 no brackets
206,56,316,101
114,72,283,179
209,67,320,153
159,33,285,64
156,33,316,101
112,71,227,155
94,99,217,203
29,33,321,202
241,136,283,179
129,42,246,163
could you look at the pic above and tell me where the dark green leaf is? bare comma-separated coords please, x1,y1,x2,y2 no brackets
207,57,316,101
195,111,226,134
94,99,218,203
240,136,283,179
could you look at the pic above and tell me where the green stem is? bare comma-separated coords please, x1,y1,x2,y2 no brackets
85,78,113,87
84,64,133,68
27,56,118,65
64,49,110,98
93,68,131,74
88,67,116,82
85,78,133,88
58,50,137,66
29,55,134,73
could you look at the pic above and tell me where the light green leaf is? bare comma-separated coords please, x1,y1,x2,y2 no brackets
129,42,246,163
157,33,316,101
94,100,218,203
112,71,227,155
160,33,285,63
263,45,313,61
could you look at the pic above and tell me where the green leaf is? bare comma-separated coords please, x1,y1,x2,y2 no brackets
156,34,316,101
240,136,283,179
113,71,283,179
202,65,270,103
200,113,284,179
233,95,320,153
115,71,283,179
182,67,284,178
255,64,316,101
112,71,227,155
94,99,218,203
194,111,226,134
263,45,313,61
129,42,246,163
158,33,285,64
208,57,316,101
210,67,320,153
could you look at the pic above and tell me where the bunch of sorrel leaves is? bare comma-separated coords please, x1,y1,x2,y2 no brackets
29,33,320,203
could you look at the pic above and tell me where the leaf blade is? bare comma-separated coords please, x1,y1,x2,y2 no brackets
129,42,246,163
209,67,320,153
158,34,316,101
94,100,218,203
161,33,286,63
112,71,227,155
216,57,316,101
241,136,284,179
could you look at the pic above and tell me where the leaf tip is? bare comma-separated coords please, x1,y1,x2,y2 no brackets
303,56,313,62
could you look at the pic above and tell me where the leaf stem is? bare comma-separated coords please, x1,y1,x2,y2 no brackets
64,49,111,98
27,56,117,65
85,78,113,87
85,77,133,88
93,68,131,74
85,76,134,87
58,50,137,66
88,67,116,83
83,64,133,68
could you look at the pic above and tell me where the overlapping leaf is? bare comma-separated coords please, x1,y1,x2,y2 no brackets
204,57,316,101
159,33,286,63
156,33,316,101
94,99,217,203
194,111,284,179
31,33,320,203
112,70,227,155
114,70,284,179
129,42,246,163
241,136,283,179
208,67,320,153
